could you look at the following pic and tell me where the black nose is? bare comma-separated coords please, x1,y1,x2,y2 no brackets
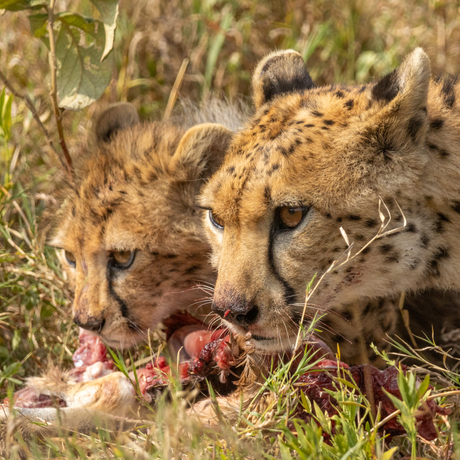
73,314,105,333
213,303,259,327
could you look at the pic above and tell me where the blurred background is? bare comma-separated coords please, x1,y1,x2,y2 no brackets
1,0,460,389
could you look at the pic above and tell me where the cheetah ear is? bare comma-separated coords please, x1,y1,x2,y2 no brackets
371,48,431,112
171,123,233,179
252,50,314,109
364,48,431,149
94,103,140,145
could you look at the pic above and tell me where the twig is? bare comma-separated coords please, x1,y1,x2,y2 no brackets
0,184,34,244
163,58,189,120
0,69,68,169
47,0,73,178
398,291,419,349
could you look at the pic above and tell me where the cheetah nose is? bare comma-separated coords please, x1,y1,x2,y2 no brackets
73,313,105,333
212,302,259,327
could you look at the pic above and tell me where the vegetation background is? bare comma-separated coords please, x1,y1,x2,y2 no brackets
1,0,460,458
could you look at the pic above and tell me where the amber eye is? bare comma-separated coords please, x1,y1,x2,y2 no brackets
112,250,136,269
278,206,309,230
209,210,224,230
65,250,76,267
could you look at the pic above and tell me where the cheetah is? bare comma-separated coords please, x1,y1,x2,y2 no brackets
201,48,460,363
52,102,240,349
0,101,242,454
3,54,460,453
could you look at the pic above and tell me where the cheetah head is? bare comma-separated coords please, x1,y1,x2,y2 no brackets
52,104,233,349
201,49,439,353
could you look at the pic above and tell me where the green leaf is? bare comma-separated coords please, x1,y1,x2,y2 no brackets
89,0,119,61
28,12,49,39
0,88,13,141
56,12,99,38
397,369,411,405
300,390,311,413
279,441,293,460
312,400,332,434
128,350,142,398
12,329,20,351
54,13,113,110
334,377,358,390
417,374,430,401
0,0,46,11
204,5,233,94
0,361,22,386
300,21,331,62
306,272,317,295
383,390,408,416
381,446,398,460
106,346,130,378
1,107,11,139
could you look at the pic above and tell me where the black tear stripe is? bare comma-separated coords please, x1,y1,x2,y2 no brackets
107,266,133,327
268,225,297,310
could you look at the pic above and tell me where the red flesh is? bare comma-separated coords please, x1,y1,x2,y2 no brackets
68,329,114,382
294,361,450,440
8,311,449,440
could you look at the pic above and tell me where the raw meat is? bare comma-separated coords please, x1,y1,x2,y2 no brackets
7,311,449,441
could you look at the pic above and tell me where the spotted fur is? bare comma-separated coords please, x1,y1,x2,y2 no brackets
1,104,247,456
52,103,238,349
201,49,460,363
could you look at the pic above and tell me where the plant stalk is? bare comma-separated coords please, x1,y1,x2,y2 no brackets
47,0,73,179
0,69,71,176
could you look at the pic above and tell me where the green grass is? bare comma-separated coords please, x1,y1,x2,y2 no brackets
2,0,460,457
6,332,458,459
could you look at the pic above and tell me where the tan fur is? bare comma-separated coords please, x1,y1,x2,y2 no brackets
24,369,139,416
4,60,460,453
0,104,241,457
0,405,144,459
201,48,460,362
51,105,235,349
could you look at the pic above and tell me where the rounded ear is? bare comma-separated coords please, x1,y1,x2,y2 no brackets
359,49,431,162
371,47,431,112
94,103,140,145
171,123,233,179
252,49,315,109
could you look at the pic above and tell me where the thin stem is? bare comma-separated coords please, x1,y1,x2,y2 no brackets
0,67,73,179
398,291,420,349
163,58,189,121
47,0,73,178
0,69,59,159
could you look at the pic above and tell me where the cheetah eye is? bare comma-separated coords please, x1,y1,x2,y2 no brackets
111,250,136,269
209,210,224,230
277,206,310,230
65,250,76,267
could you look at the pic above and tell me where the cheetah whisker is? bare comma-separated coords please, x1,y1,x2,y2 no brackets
188,297,213,311
193,280,216,292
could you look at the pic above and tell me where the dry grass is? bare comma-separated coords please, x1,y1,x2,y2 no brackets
2,0,460,458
